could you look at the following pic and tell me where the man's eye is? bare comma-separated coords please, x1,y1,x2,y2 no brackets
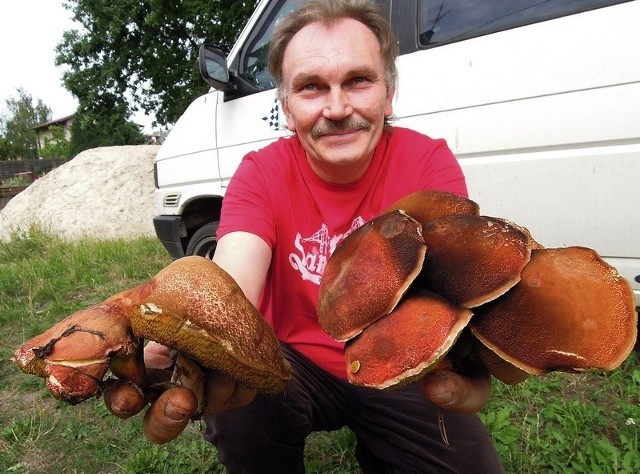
301,83,318,91
352,77,369,85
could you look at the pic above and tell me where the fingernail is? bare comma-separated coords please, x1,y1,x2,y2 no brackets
429,389,455,405
423,373,455,405
164,401,188,422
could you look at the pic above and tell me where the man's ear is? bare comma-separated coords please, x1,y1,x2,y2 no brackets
281,97,296,132
384,84,395,118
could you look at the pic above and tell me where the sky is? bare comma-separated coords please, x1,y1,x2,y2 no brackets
0,0,154,131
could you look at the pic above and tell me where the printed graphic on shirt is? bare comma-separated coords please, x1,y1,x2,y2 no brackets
289,217,365,285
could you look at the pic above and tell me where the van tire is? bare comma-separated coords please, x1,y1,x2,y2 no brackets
186,222,219,259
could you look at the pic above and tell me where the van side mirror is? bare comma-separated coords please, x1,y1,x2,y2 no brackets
199,45,234,93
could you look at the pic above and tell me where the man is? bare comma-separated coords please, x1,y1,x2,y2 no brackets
112,0,526,471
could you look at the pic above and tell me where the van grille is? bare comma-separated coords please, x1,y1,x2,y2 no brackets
163,193,181,207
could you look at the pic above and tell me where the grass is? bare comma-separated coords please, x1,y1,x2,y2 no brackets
1,229,638,473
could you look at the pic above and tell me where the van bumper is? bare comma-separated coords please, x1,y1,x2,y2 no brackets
153,215,185,259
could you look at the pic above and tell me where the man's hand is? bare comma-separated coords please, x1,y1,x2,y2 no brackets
141,372,256,444
105,342,257,444
420,341,528,414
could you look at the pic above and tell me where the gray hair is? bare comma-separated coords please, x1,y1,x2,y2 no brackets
268,0,399,101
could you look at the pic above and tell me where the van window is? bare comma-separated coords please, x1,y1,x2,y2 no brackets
418,0,631,48
238,0,300,91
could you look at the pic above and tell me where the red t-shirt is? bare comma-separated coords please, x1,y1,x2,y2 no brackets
217,127,467,380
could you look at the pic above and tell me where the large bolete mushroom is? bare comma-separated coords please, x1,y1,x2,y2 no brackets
385,190,480,225
11,301,141,404
470,247,638,374
344,289,472,389
418,215,532,308
13,256,291,408
130,256,290,394
317,210,426,341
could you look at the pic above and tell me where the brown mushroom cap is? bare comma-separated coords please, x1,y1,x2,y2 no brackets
493,217,544,251
130,256,291,395
344,290,473,389
417,215,531,308
385,189,480,225
470,247,638,374
317,210,426,341
11,302,139,404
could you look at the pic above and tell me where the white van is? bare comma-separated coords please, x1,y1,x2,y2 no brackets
152,0,640,306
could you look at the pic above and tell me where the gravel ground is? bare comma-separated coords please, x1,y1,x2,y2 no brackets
0,145,160,242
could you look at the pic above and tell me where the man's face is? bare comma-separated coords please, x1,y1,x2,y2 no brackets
281,18,395,184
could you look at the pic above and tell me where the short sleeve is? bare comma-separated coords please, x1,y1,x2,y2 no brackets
217,152,277,248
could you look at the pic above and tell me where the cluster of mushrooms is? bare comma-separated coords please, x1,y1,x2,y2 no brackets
11,190,638,414
12,257,291,417
317,190,638,389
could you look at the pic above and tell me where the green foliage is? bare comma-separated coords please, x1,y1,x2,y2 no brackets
69,104,146,156
0,175,32,188
0,228,171,333
0,89,52,160
305,428,362,473
0,136,9,160
480,362,640,473
38,125,72,160
57,0,259,126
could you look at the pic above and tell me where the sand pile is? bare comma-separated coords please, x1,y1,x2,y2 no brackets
0,145,160,242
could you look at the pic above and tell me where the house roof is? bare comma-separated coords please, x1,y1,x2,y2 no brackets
33,113,75,131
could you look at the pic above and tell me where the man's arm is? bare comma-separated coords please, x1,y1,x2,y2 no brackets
212,231,272,306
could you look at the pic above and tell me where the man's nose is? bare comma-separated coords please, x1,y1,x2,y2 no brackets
323,88,353,120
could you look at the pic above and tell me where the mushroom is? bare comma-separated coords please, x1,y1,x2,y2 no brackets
12,256,291,409
129,256,290,394
470,247,638,374
417,215,532,308
317,191,636,390
317,210,426,341
494,217,544,251
11,300,142,404
344,289,472,389
385,189,480,226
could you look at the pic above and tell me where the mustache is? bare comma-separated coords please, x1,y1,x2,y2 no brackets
311,118,371,140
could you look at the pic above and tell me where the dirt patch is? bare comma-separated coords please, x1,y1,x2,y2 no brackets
0,145,160,242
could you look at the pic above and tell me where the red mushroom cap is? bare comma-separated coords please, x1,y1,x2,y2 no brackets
385,190,480,225
470,247,638,374
418,215,531,308
344,289,473,389
317,210,426,341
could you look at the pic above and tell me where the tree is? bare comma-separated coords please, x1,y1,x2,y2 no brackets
1,89,52,160
56,0,258,126
69,96,146,156
0,111,8,160
39,126,72,160
0,137,9,161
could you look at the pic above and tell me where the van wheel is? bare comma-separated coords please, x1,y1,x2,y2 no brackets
186,222,219,259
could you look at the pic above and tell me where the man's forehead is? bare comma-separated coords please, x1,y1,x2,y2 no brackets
282,18,383,78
